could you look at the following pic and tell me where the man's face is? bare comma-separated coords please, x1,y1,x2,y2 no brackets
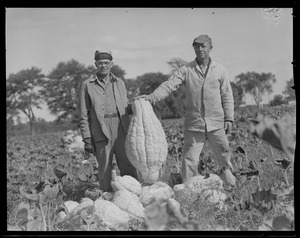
95,59,113,75
193,42,212,60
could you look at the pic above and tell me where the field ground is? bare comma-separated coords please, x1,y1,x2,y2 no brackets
7,104,295,231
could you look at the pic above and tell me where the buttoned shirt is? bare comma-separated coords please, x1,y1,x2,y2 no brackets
97,75,118,115
149,58,234,132
79,73,130,141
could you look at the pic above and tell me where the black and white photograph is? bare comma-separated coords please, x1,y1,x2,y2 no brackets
6,8,295,232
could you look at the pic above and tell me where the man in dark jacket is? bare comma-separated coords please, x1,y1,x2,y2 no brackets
79,50,138,192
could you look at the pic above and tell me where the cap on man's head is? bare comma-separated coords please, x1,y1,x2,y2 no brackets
94,50,113,61
192,34,212,46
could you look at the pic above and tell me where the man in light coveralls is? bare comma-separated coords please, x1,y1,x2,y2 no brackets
137,34,236,189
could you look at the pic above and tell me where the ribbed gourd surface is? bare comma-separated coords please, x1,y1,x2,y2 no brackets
125,99,168,184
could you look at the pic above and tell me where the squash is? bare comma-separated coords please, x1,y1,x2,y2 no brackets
139,181,174,207
93,199,132,228
112,190,144,218
111,170,142,196
125,99,168,184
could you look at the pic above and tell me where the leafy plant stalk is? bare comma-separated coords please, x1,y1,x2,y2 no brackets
283,170,289,186
47,201,52,231
38,194,47,231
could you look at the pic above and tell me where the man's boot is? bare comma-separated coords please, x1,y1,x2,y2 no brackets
220,167,236,191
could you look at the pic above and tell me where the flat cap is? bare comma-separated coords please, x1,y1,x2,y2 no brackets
192,34,212,46
94,50,113,61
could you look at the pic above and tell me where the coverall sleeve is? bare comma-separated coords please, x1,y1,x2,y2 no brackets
149,67,186,103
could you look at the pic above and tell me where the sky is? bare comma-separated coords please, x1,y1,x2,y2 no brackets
6,8,293,122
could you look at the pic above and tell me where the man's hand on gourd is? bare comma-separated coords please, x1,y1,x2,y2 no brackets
134,94,155,104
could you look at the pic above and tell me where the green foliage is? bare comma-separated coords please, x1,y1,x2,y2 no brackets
137,72,168,95
235,72,276,109
282,78,295,101
249,110,295,160
6,133,99,230
7,104,295,231
40,59,94,123
7,118,79,137
7,57,269,124
124,78,140,101
250,188,277,215
269,94,286,106
137,73,171,118
230,81,245,109
166,58,188,75
134,72,186,119
6,67,45,135
111,64,126,81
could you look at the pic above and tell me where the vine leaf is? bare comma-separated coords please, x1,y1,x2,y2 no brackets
250,188,277,215
248,160,256,171
284,205,294,224
272,214,293,231
78,173,88,182
16,207,29,226
239,224,248,231
233,145,246,156
16,202,42,230
274,157,292,170
53,166,67,179
249,113,295,159
275,185,294,199
20,186,39,201
85,189,102,201
44,184,59,200
240,170,259,179
35,181,45,193
27,219,43,231
237,160,259,179
258,219,273,231
259,209,294,231
260,157,268,163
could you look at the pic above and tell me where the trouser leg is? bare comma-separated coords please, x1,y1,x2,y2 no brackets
207,128,233,169
181,130,206,182
207,128,236,187
94,140,114,192
114,122,138,179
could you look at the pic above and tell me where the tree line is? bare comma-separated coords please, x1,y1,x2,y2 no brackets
6,58,295,136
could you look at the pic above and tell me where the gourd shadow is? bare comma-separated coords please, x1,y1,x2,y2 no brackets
113,113,139,181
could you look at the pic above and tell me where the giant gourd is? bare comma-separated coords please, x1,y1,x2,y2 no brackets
125,98,168,184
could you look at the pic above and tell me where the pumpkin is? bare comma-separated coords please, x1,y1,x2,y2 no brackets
125,98,168,184
111,170,142,196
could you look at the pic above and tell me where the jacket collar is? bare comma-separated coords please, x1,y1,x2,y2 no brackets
89,72,119,83
191,57,216,68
